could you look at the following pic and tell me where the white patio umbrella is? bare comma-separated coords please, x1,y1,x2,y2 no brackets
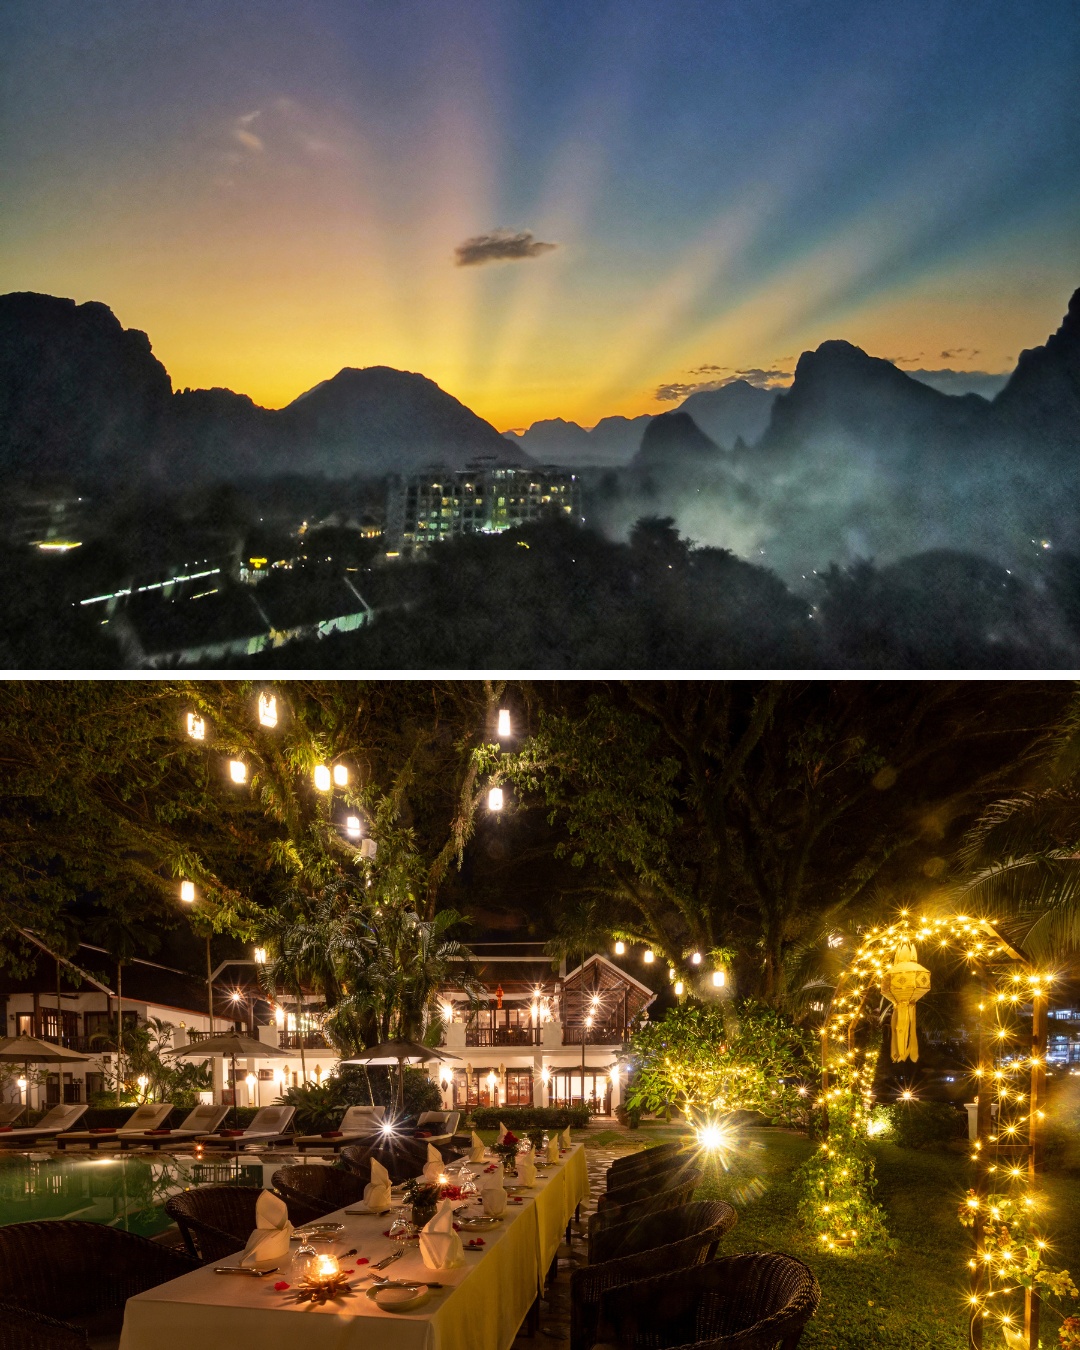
339,1039,459,1113
168,1031,293,1114
0,1035,89,1111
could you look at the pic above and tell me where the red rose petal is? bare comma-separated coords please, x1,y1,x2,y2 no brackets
356,1257,369,1265
274,1281,290,1291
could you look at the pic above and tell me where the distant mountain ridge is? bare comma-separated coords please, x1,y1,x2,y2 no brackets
0,292,529,486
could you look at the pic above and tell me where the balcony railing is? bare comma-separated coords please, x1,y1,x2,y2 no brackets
464,1026,541,1048
276,1030,332,1051
562,1024,630,1046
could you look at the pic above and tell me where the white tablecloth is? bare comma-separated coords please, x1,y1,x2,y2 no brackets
120,1143,590,1350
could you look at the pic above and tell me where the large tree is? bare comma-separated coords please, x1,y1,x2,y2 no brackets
0,680,507,969
510,681,1067,1007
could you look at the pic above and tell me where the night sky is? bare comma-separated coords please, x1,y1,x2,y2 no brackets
2,0,1078,429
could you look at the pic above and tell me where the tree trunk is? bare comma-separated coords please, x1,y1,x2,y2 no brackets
295,982,307,1084
116,961,123,1105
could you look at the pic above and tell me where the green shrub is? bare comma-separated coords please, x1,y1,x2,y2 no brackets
889,1100,966,1149
275,1065,441,1133
470,1105,590,1132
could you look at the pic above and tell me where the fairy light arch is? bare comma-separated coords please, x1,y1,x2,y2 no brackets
811,909,1073,1350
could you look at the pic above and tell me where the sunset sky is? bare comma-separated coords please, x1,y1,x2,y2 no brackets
3,0,1078,430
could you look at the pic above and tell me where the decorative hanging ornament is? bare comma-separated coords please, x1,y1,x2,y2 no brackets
880,942,930,1062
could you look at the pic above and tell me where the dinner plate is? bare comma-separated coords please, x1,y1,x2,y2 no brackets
457,1216,501,1230
369,1283,430,1312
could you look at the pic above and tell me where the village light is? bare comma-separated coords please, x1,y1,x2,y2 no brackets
186,712,206,741
332,764,348,787
614,940,625,955
229,760,247,784
643,949,655,964
487,786,504,811
314,764,332,791
497,709,511,738
712,969,726,988
254,947,266,965
257,693,277,728
180,880,196,903
675,980,685,996
691,951,702,965
346,815,361,838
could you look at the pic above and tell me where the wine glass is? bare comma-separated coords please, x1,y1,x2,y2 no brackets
388,1208,411,1247
290,1241,317,1281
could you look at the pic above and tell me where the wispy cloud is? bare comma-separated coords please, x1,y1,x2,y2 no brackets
454,229,558,267
655,367,793,401
232,110,264,153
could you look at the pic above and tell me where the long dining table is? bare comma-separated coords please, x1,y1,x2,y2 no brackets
119,1144,590,1350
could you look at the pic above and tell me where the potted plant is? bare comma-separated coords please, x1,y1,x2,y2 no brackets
491,1129,520,1175
401,1177,440,1229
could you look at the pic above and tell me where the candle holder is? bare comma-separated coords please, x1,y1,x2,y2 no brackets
291,1253,354,1305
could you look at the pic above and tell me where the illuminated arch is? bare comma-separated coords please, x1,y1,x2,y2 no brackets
808,909,1068,1350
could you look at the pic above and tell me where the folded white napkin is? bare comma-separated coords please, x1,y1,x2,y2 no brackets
419,1199,465,1271
240,1190,293,1270
469,1130,486,1162
560,1126,571,1149
363,1157,392,1212
546,1135,560,1164
422,1141,445,1183
481,1161,507,1216
517,1146,537,1186
500,1121,514,1143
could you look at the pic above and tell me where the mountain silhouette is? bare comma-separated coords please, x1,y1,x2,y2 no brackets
504,413,650,466
0,293,529,486
993,285,1080,459
632,411,720,468
676,380,778,448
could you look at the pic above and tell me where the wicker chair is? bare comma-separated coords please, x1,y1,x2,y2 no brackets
0,1221,197,1350
165,1185,319,1264
597,1252,820,1350
588,1172,703,1258
571,1202,738,1350
607,1141,689,1189
271,1164,367,1218
339,1135,456,1184
599,1158,701,1212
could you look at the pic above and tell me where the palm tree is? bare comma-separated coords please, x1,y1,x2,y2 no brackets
87,898,160,1104
956,698,1080,960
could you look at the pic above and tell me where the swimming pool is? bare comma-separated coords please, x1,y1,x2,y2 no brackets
0,1152,287,1236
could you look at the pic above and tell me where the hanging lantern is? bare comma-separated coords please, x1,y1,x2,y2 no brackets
712,969,726,988
332,764,348,787
487,786,504,811
497,709,511,738
614,940,625,955
643,949,655,964
257,693,277,728
359,837,377,859
675,980,685,996
880,942,931,1062
691,951,702,965
314,764,331,791
186,712,206,741
346,815,361,838
253,947,267,964
180,880,196,903
229,760,247,784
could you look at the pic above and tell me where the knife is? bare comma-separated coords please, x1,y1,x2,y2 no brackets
214,1267,277,1276
373,1249,404,1270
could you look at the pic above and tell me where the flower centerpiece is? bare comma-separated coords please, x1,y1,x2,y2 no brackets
491,1129,520,1175
402,1176,441,1228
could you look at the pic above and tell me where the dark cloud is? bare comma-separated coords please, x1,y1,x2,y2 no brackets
940,347,980,360
655,367,793,402
454,229,558,267
906,368,1009,399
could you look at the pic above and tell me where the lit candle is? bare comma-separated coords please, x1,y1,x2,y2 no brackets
313,1253,339,1282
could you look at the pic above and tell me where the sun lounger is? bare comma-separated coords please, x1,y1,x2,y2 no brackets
56,1103,173,1150
118,1103,230,1150
294,1104,387,1152
409,1109,460,1143
0,1102,88,1146
0,1103,26,1128
195,1104,296,1151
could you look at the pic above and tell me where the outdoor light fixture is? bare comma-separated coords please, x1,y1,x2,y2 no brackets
332,764,348,787
541,1066,550,1085
180,880,196,903
359,837,377,859
675,980,685,996
487,786,504,811
17,1077,27,1098
643,949,655,964
712,969,726,987
186,713,206,741
609,1064,620,1081
314,764,331,791
441,1002,454,1023
257,693,277,728
230,990,242,1003
691,952,702,965
497,709,511,738
668,966,676,981
346,815,362,838
254,947,267,964
487,1071,496,1089
274,1006,285,1027
585,1014,594,1028
697,1122,731,1152
229,760,247,784
137,1074,149,1097
614,940,625,955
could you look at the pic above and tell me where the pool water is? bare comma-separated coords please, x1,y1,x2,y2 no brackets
0,1152,285,1236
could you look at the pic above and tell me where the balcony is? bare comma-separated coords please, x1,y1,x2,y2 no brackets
464,1026,542,1048
562,1024,630,1046
276,1029,332,1051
